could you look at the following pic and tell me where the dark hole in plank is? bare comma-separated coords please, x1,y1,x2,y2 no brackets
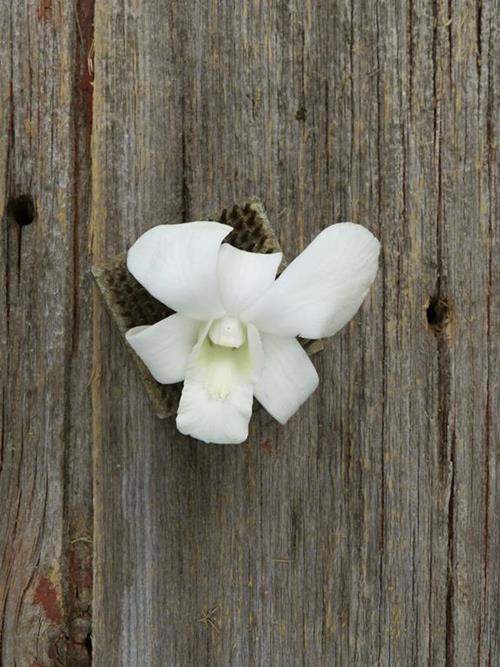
295,105,307,121
7,194,36,226
426,295,451,335
85,631,92,657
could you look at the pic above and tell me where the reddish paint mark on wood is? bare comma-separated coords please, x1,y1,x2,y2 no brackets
37,0,52,21
260,438,273,454
69,547,92,595
33,576,63,625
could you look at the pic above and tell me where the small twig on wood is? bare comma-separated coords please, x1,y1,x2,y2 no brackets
88,41,95,86
197,605,221,633
70,536,93,544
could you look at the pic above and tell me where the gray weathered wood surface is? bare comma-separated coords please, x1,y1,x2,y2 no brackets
1,1,498,665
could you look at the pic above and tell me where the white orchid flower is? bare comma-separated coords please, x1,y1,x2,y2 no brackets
125,220,380,444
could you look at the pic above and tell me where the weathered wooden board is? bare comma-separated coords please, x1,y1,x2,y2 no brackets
1,0,498,665
0,0,94,665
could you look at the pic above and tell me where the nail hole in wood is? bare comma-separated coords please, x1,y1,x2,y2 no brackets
295,105,307,121
6,194,35,226
426,295,451,336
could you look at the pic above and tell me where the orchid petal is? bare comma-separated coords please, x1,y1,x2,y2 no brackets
176,324,262,444
126,314,200,384
216,244,282,315
127,221,232,320
254,334,319,424
246,323,265,382
241,223,380,339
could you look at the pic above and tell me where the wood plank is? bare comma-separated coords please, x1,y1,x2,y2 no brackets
438,1,499,662
0,0,94,664
90,1,185,664
90,0,498,664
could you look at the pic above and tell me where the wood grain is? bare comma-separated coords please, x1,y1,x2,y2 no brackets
1,0,498,665
0,0,94,664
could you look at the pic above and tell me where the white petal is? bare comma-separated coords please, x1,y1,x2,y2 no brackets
241,223,380,338
176,375,254,444
127,221,232,320
254,334,319,424
246,323,265,382
217,244,282,315
126,314,200,384
176,324,262,444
